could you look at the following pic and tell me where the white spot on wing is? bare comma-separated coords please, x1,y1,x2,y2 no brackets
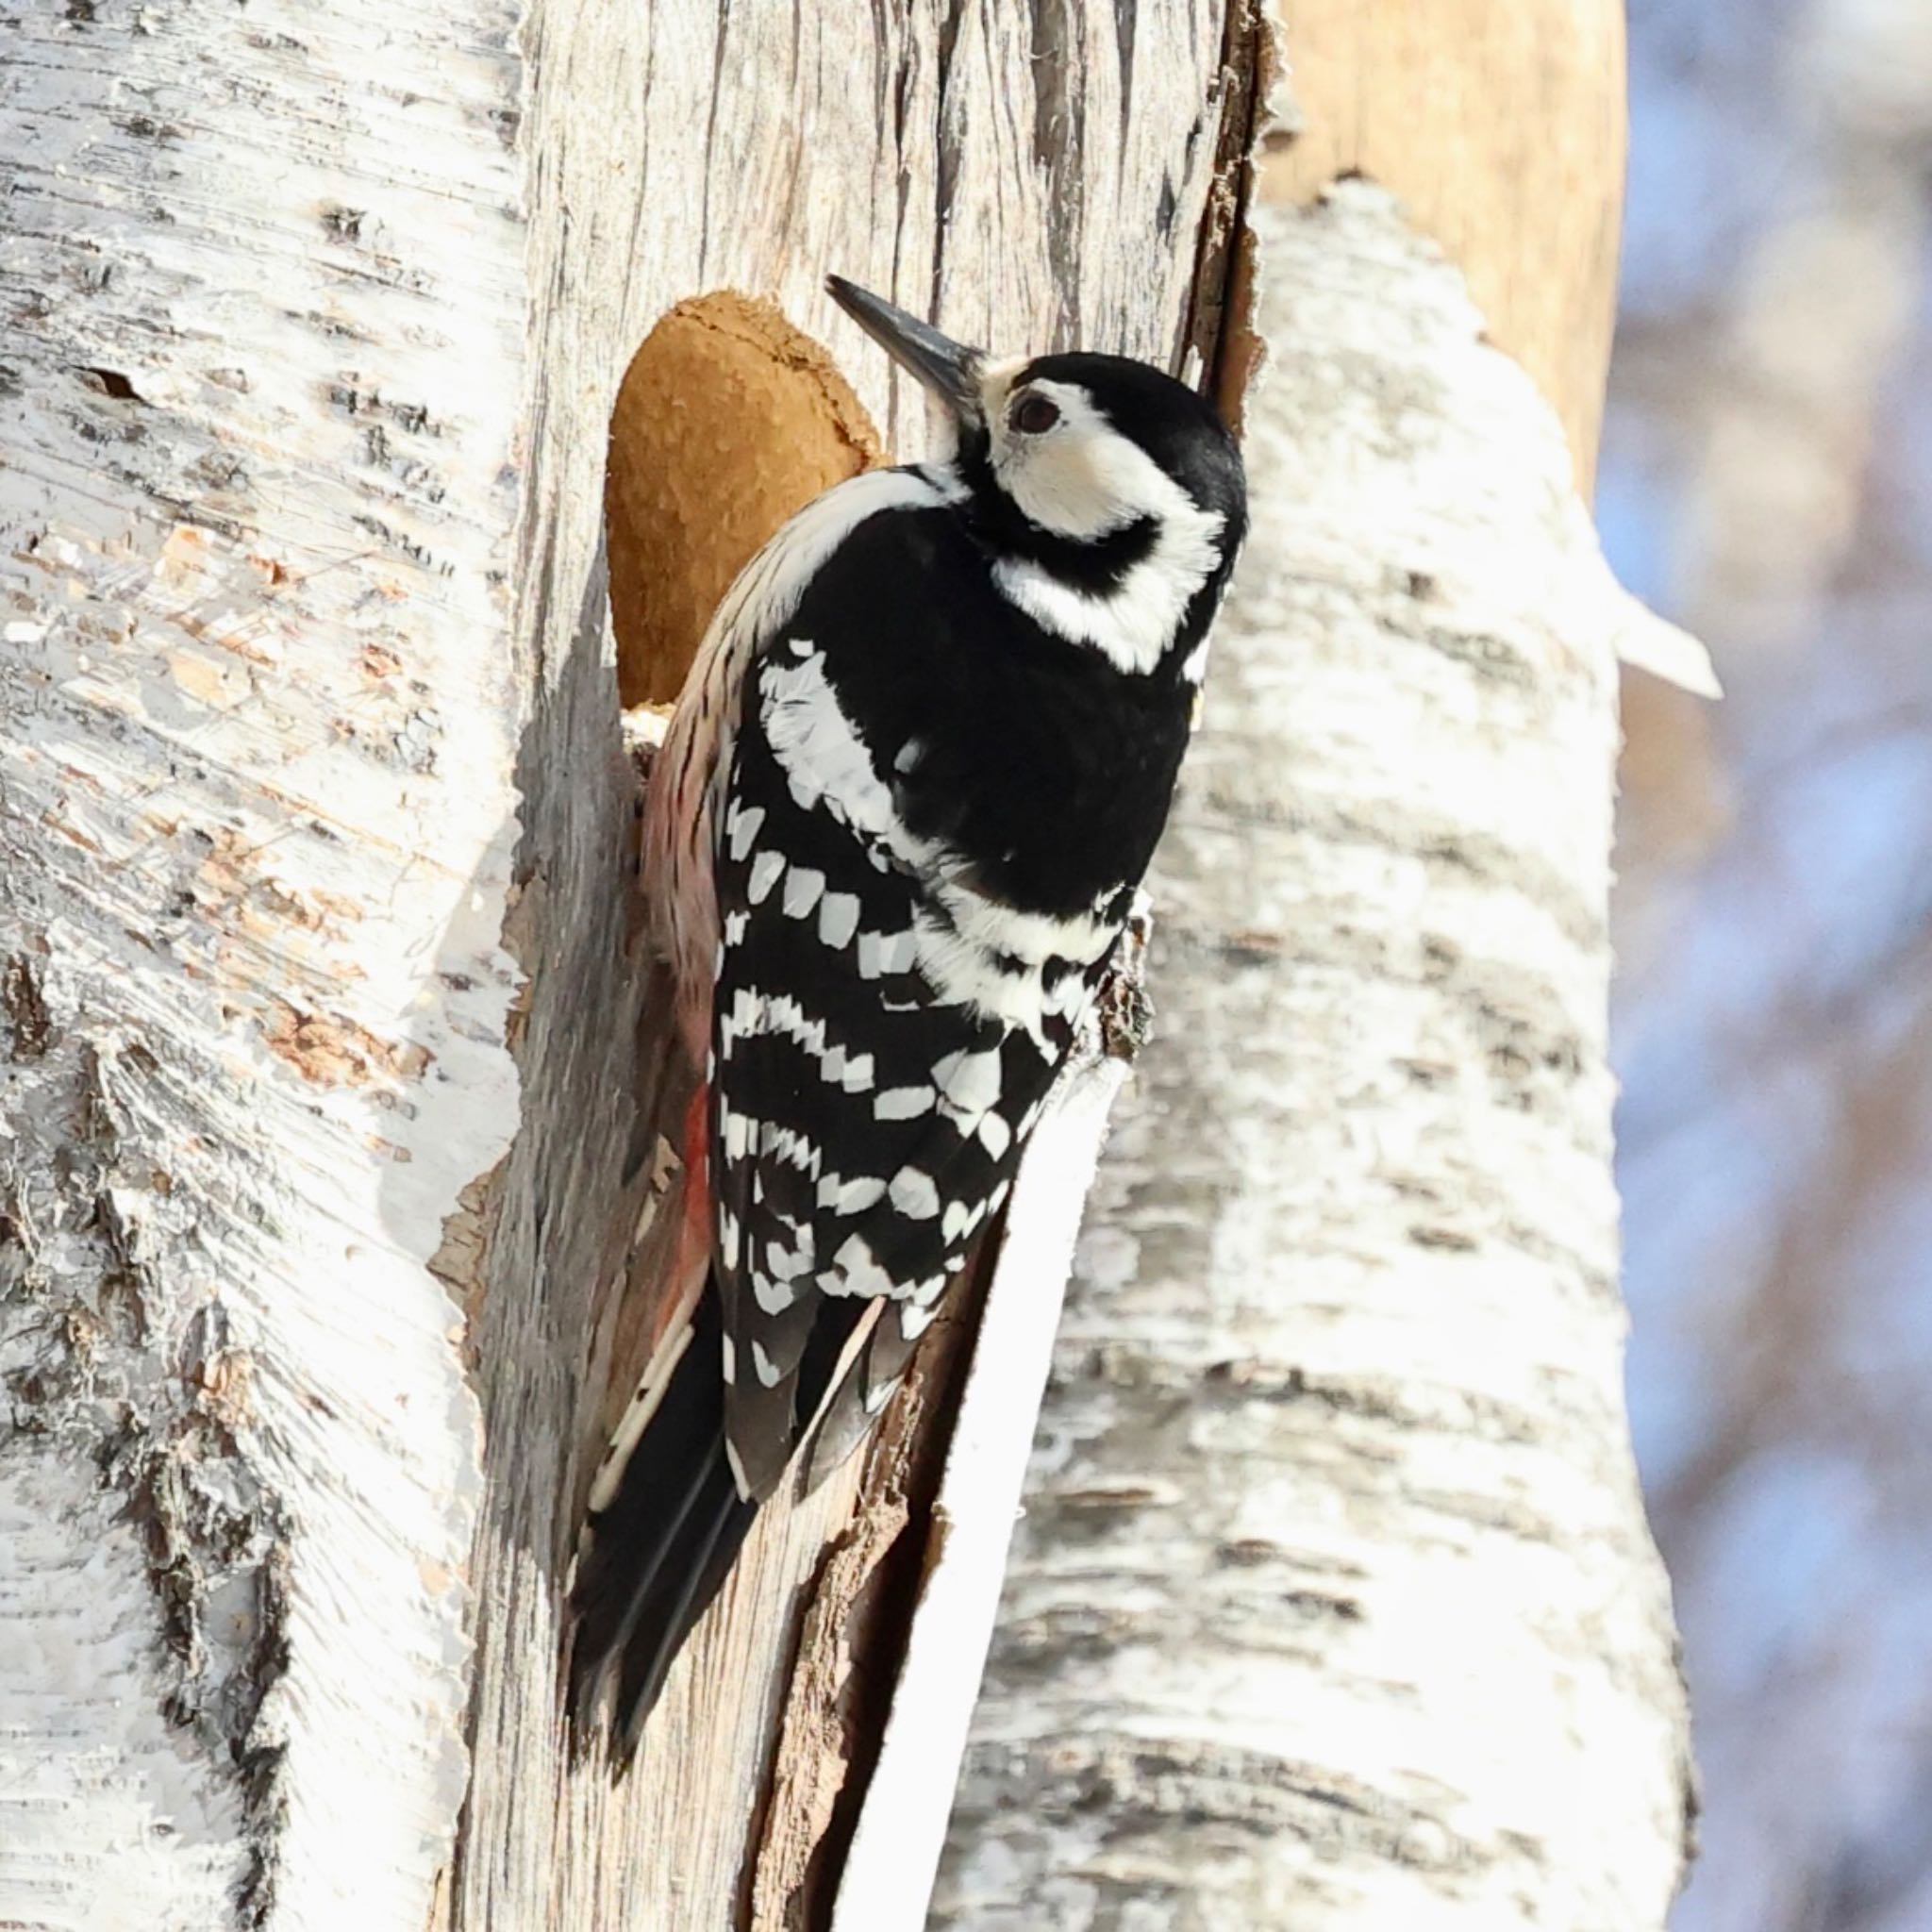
822,1232,897,1299
783,866,826,918
820,1174,885,1213
874,1085,935,1121
747,849,785,905
725,799,765,861
753,1274,796,1315
889,1167,941,1219
818,891,860,949
762,641,928,859
932,1045,1003,1113
857,927,916,979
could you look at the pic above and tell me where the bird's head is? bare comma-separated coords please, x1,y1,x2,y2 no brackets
827,276,1246,680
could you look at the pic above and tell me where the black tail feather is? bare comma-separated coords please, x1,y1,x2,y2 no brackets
567,1291,759,1767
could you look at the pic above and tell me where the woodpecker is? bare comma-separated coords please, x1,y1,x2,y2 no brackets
568,276,1246,1761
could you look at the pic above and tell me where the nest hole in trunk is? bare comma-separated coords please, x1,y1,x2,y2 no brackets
605,290,883,710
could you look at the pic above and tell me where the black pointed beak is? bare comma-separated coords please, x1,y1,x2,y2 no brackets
826,275,983,425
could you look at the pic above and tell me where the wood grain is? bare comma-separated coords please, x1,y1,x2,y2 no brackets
462,7,1255,1931
1264,0,1628,488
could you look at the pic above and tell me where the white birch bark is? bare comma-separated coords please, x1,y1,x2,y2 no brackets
0,4,1258,1929
0,8,529,1924
936,184,1701,1930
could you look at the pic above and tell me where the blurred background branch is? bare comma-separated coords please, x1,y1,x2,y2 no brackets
1608,1,1932,1926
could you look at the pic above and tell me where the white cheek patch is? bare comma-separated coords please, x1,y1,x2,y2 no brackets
993,514,1221,676
988,379,1225,675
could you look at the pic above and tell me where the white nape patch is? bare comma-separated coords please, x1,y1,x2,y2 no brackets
818,891,861,949
725,799,765,862
985,376,1224,675
931,1045,1004,1113
889,1167,941,1219
977,1111,1012,1159
992,525,1220,675
783,866,826,918
747,849,785,905
875,1085,936,1121
751,1340,783,1389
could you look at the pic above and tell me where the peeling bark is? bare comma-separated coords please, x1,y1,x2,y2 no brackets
936,184,1697,1931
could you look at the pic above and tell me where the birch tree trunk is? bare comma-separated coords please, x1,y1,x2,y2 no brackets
936,8,1706,1927
0,5,1260,1930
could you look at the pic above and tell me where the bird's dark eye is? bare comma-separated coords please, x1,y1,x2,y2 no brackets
1010,392,1060,435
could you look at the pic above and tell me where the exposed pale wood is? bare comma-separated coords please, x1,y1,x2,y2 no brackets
0,4,1257,1930
1263,0,1627,487
936,180,1694,1932
833,913,1148,1932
